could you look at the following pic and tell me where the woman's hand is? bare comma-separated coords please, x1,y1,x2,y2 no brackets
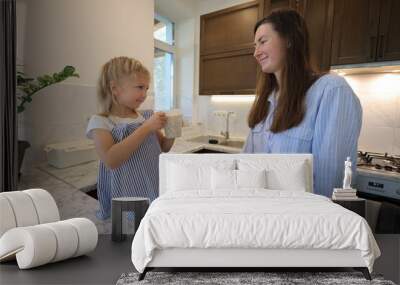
143,112,167,131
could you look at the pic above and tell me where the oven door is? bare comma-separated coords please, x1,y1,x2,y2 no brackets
356,170,400,234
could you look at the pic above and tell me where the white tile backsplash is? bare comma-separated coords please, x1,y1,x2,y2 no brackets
345,73,400,155
197,95,253,138
358,126,395,154
358,90,399,128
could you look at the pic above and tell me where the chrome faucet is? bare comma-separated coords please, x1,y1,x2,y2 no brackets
220,111,235,140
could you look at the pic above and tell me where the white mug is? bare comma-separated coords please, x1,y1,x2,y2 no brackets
164,109,182,139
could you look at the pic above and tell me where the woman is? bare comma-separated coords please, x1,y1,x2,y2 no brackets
242,9,362,197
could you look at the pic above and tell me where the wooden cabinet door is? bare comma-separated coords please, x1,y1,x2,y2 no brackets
298,0,334,72
199,0,262,95
377,0,400,61
330,0,380,65
200,1,261,55
199,49,258,95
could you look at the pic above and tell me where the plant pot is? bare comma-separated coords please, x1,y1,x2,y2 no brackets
18,140,30,178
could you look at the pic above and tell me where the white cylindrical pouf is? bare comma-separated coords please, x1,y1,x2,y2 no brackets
42,221,79,262
64,218,98,257
0,219,97,269
0,192,39,227
0,226,57,269
23,189,60,223
0,196,17,237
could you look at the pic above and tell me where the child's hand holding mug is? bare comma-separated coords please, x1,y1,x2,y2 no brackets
144,112,167,131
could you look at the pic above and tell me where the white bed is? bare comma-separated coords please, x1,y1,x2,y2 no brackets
131,154,380,280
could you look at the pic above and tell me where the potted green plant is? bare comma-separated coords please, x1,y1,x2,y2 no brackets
16,65,79,177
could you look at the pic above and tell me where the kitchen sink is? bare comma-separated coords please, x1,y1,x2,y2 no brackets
218,140,244,148
187,135,214,144
187,136,245,149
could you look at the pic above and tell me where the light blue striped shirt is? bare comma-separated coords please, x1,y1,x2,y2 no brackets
242,74,362,197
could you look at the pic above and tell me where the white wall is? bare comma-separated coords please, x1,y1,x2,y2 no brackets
175,18,196,121
17,0,154,166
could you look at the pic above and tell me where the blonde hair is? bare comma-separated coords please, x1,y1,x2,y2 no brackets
97,56,150,116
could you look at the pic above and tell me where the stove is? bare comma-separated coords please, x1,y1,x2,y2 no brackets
356,151,400,203
356,152,400,234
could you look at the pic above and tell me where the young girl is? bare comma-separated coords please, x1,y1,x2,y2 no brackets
86,56,175,220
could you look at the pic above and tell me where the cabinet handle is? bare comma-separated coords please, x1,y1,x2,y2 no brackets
378,35,385,59
370,36,376,60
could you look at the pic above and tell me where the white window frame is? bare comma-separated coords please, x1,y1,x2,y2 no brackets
154,13,176,110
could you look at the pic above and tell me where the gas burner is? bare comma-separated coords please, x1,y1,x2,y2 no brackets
374,165,400,172
357,151,373,164
358,151,400,174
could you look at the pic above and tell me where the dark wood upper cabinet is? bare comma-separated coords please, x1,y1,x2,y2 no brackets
200,49,258,95
199,1,262,95
377,0,400,61
200,1,262,55
199,0,400,95
298,0,334,72
331,0,380,65
331,0,400,65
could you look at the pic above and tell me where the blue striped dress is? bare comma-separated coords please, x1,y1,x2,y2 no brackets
96,110,161,220
242,74,362,197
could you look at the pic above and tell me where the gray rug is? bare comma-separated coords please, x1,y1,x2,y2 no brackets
116,271,396,285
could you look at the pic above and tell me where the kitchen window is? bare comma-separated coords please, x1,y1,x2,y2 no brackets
153,14,175,111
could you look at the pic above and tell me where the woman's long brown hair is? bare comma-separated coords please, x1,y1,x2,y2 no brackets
248,9,320,132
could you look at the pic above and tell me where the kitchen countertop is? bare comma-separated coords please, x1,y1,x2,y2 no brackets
169,136,244,154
